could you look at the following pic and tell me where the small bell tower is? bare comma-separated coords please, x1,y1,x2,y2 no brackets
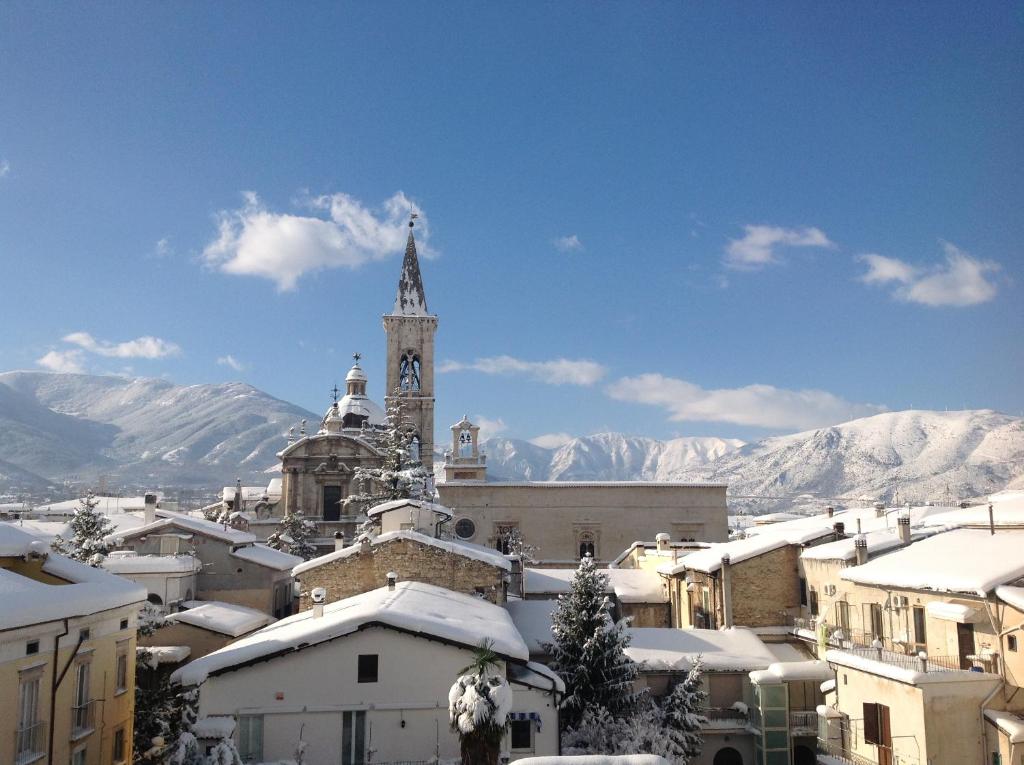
383,217,437,471
443,415,487,482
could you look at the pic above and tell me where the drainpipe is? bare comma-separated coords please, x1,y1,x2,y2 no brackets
49,619,86,765
720,554,734,628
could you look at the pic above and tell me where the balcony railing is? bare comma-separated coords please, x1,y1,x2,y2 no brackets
837,643,990,674
71,699,99,739
790,710,818,731
16,719,47,764
819,740,921,765
703,707,748,725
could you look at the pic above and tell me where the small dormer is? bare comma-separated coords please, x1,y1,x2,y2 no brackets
443,415,487,482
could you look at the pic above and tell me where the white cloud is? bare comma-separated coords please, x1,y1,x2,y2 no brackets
553,234,583,252
724,225,834,270
217,354,247,372
529,432,575,449
154,238,172,258
606,373,885,431
36,350,86,374
202,190,430,291
63,332,182,359
473,415,508,442
439,355,607,386
858,242,999,307
0,159,10,178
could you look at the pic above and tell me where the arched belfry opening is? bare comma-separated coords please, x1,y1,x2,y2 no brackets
399,349,421,392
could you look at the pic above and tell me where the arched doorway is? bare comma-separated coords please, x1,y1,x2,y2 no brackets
794,744,816,765
713,747,743,765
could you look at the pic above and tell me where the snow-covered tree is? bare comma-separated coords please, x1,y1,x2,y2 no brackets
661,658,708,761
344,389,431,520
545,554,641,730
133,649,179,763
51,493,114,566
166,687,203,765
267,510,319,560
448,640,512,765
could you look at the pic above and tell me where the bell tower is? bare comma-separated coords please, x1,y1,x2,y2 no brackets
383,219,437,472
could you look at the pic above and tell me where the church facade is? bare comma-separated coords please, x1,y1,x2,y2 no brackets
273,219,729,561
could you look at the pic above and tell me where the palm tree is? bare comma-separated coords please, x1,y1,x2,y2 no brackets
448,640,512,765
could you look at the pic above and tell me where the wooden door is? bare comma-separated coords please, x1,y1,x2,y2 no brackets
957,623,976,669
878,704,892,765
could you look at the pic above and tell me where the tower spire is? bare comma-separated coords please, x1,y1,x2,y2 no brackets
392,217,429,316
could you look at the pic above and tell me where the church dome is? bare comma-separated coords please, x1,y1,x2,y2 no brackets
332,393,386,428
346,363,368,383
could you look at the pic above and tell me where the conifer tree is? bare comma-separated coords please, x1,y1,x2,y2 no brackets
545,554,640,730
662,658,708,761
51,492,114,566
267,510,319,560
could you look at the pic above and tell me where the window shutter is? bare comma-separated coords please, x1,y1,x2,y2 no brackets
863,702,880,744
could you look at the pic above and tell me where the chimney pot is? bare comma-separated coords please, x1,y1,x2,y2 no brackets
854,534,868,566
833,522,845,540
386,571,398,591
897,515,912,545
826,506,835,518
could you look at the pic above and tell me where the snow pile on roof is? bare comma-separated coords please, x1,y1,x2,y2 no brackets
514,757,670,765
745,503,949,542
925,601,979,623
231,544,303,571
0,524,147,630
985,709,1024,744
173,581,529,686
193,716,236,739
165,601,272,637
107,511,257,545
995,585,1024,612
608,569,667,603
293,529,510,576
766,642,811,663
826,649,1000,686
800,528,939,562
139,645,191,668
660,532,811,575
508,661,566,694
505,599,555,654
841,528,1024,595
524,568,598,595
625,627,779,672
5,519,71,542
222,486,274,503
923,491,1024,530
366,498,453,519
34,495,149,516
102,552,202,574
748,660,834,684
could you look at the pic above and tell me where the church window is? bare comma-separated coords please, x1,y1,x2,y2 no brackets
495,524,517,554
399,350,421,392
578,530,597,560
454,518,476,540
322,485,342,521
579,540,595,559
408,434,421,463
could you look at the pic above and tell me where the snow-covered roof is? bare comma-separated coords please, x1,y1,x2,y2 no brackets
841,528,1024,596
292,529,511,576
766,642,812,663
522,567,666,603
514,755,670,765
985,709,1024,744
33,495,150,516
660,529,827,575
102,551,202,574
625,627,779,672
922,491,1024,531
995,585,1024,613
230,544,303,571
366,498,453,519
800,528,940,562
745,503,949,542
193,716,236,739
505,599,555,654
221,486,274,503
0,524,147,630
442,481,726,488
107,512,258,546
826,649,1000,686
139,645,191,668
748,660,834,685
508,660,565,694
5,519,71,542
165,601,272,637
173,581,529,686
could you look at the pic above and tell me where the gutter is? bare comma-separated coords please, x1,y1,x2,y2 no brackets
49,619,85,765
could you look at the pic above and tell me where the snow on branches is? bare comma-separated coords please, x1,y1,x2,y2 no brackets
449,641,512,765
51,492,114,566
267,510,318,560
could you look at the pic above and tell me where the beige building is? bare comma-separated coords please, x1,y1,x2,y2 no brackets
139,601,272,662
1,523,147,765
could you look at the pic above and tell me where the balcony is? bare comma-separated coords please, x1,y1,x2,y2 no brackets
16,720,47,764
703,707,748,728
836,642,991,674
71,699,100,739
819,740,920,765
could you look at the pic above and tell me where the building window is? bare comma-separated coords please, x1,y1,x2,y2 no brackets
26,640,39,655
869,603,884,641
495,524,518,555
799,578,807,606
113,727,127,763
72,660,93,735
323,485,342,522
17,669,43,759
578,530,597,560
913,606,927,647
358,654,378,683
1008,634,1018,652
120,618,129,630
835,601,850,633
238,715,263,762
115,641,129,693
454,518,476,540
809,588,819,617
510,718,533,751
399,351,421,392
79,628,90,641
71,747,87,765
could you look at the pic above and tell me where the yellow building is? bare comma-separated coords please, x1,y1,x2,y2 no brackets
1,524,147,765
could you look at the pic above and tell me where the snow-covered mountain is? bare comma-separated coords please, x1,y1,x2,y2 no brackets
0,371,315,489
1,372,1021,514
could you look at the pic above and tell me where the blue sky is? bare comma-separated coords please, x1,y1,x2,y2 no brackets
1,2,1021,445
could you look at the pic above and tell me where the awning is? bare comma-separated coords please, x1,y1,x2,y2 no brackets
509,711,544,731
926,601,980,623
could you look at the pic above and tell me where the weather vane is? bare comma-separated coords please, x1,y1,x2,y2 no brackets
353,352,362,363
409,212,418,229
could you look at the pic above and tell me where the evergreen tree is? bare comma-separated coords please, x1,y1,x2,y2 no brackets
133,649,179,763
662,658,708,761
51,492,114,566
448,640,512,765
344,389,431,520
544,554,641,730
266,510,318,560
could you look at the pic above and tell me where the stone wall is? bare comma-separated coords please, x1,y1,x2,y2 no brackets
296,536,506,609
729,545,802,627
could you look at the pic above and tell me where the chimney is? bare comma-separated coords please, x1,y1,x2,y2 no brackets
897,515,911,546
833,522,845,541
386,571,398,591
310,587,326,618
359,536,371,555
873,501,886,518
720,554,734,628
334,531,346,551
854,534,868,566
655,532,670,553
143,492,157,525
826,505,835,518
